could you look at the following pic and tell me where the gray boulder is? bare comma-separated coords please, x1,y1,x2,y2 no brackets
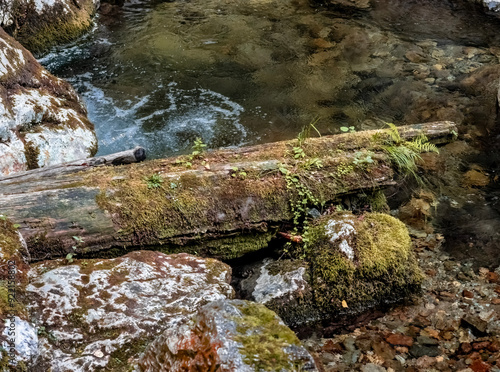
138,299,318,372
25,251,234,371
0,28,97,176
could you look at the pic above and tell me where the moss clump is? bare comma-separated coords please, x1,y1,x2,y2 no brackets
305,212,422,315
233,301,306,371
23,141,40,170
5,0,95,55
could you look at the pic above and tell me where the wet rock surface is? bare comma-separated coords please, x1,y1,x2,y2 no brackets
0,28,97,176
25,251,234,371
304,234,500,371
138,299,318,371
0,0,98,54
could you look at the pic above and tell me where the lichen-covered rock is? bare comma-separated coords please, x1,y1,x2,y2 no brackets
238,213,423,328
0,28,97,176
0,0,98,54
26,251,234,371
138,299,318,372
238,258,317,327
304,212,423,318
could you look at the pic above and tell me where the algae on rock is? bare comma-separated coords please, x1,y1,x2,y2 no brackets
306,212,423,315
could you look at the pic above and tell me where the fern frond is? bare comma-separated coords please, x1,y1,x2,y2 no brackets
385,122,402,144
405,135,439,154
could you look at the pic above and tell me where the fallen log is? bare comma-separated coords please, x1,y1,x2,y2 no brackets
0,122,457,261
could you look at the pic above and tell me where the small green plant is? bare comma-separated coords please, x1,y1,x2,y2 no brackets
176,137,208,168
382,123,439,182
230,166,247,179
301,158,323,170
191,137,207,157
340,126,356,133
73,236,84,244
292,146,306,159
297,117,321,146
66,253,75,263
145,173,164,189
353,151,375,168
336,162,354,177
0,215,6,221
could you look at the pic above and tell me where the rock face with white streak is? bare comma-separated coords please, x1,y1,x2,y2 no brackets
138,299,318,372
0,0,98,54
237,258,316,327
26,251,234,372
0,28,97,176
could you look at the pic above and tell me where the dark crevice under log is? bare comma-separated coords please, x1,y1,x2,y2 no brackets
0,122,457,261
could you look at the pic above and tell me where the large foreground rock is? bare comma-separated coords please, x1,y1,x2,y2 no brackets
139,299,318,372
0,216,35,370
238,212,423,328
25,251,234,371
0,28,97,176
0,0,97,54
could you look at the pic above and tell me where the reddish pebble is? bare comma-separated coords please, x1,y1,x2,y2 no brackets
494,286,500,295
463,289,474,298
426,269,437,277
492,298,500,305
470,360,491,372
487,341,500,352
468,351,481,361
441,331,454,340
472,341,491,351
321,340,343,354
394,346,409,353
460,342,473,353
385,333,414,347
487,271,500,283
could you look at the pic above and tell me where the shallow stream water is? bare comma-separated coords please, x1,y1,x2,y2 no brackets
40,0,500,265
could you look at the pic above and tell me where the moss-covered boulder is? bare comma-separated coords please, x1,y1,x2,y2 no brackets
0,28,97,176
306,212,422,316
26,251,234,371
138,299,318,372
0,0,97,54
237,212,423,328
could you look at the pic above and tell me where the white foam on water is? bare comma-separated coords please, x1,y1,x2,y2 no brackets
71,77,248,158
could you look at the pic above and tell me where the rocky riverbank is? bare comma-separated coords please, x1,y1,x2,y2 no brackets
305,232,500,371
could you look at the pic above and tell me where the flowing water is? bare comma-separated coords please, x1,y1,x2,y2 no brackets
40,0,500,265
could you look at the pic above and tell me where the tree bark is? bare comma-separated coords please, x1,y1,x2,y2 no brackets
0,122,457,261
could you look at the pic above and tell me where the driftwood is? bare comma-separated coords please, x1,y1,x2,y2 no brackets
0,122,457,261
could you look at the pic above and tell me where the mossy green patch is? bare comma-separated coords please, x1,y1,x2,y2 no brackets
23,140,40,170
6,0,96,55
0,217,22,258
233,301,306,371
305,212,422,315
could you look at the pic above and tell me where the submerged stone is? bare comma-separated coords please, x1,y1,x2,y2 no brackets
26,251,234,371
0,28,97,176
138,299,318,372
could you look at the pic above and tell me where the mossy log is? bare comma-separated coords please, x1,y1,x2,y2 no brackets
0,122,457,261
